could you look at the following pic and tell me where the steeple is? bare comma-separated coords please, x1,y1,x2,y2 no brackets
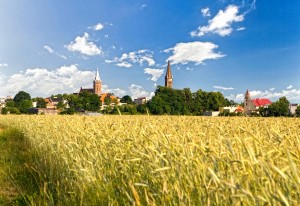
165,61,173,88
95,68,101,81
245,89,250,100
93,68,102,96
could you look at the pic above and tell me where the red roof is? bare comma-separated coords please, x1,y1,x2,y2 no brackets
252,98,272,107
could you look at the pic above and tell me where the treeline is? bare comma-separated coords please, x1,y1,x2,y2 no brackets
105,86,232,115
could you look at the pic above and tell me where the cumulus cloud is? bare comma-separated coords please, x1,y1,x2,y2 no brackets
0,65,97,97
106,50,155,68
102,85,127,98
213,86,234,90
144,68,164,82
191,5,244,37
0,63,8,68
129,84,154,99
227,88,300,102
201,7,211,17
65,32,102,56
287,85,293,89
116,62,132,68
165,41,225,65
91,23,104,31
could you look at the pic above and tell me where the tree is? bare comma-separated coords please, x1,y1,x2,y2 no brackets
104,97,112,105
36,97,47,108
18,100,33,114
120,95,133,104
79,92,101,111
296,105,300,117
14,91,31,103
269,97,290,117
56,100,65,110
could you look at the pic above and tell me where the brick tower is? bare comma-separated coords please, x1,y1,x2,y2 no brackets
93,68,102,96
165,61,173,88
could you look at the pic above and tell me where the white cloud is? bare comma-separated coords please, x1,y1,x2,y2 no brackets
116,62,132,68
165,41,225,65
270,88,275,91
43,45,67,60
129,84,154,99
287,85,293,89
144,68,164,82
201,7,211,17
43,45,54,53
213,86,234,90
186,67,193,71
104,34,109,39
0,63,8,68
0,65,97,97
191,5,244,37
90,23,104,31
227,88,300,102
237,27,246,31
65,32,102,56
102,85,127,98
106,50,155,68
140,4,147,10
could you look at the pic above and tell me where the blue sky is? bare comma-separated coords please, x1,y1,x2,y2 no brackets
0,0,299,102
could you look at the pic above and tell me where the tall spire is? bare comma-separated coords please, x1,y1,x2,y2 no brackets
245,89,250,100
165,61,173,88
93,68,102,96
165,61,172,78
95,68,101,81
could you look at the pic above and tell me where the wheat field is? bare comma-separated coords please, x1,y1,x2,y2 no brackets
0,115,299,205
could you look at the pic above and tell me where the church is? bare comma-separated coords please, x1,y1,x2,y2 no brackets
79,62,173,105
79,69,102,96
244,89,272,114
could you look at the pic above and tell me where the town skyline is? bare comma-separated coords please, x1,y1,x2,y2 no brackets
0,0,299,102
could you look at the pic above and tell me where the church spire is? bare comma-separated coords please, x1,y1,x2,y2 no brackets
95,68,101,81
93,68,102,96
165,61,173,88
245,89,250,100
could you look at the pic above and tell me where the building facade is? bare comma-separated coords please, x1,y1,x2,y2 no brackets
244,89,272,114
80,69,102,96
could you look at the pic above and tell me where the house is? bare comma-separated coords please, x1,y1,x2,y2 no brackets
219,106,244,114
134,97,148,105
45,96,64,109
100,93,118,105
289,104,299,116
244,89,272,114
29,108,59,115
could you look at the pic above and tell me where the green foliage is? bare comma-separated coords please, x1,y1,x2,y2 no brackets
67,92,100,113
13,91,31,103
147,86,230,115
104,97,112,105
36,97,47,108
268,97,290,117
17,100,32,114
296,105,300,117
120,95,133,104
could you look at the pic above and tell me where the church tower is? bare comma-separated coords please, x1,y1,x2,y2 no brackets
244,89,251,114
93,68,102,96
165,61,173,88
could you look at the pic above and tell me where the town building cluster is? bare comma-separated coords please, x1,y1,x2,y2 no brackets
0,62,299,116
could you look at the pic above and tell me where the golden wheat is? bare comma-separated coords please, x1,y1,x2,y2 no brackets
0,115,299,205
